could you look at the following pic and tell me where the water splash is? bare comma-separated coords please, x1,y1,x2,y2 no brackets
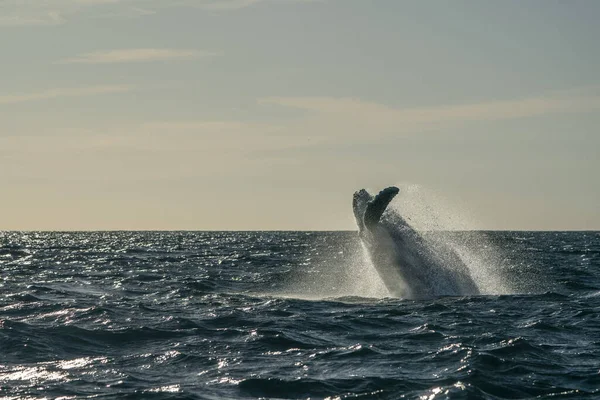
271,234,389,300
273,184,540,300
389,183,515,295
387,183,475,232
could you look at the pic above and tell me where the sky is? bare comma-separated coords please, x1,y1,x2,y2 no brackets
1,0,599,230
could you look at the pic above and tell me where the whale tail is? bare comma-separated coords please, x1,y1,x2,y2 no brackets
363,186,400,229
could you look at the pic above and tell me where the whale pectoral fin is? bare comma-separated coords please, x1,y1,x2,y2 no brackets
353,189,373,231
364,186,400,229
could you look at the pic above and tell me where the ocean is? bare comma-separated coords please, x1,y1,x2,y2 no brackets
1,231,599,399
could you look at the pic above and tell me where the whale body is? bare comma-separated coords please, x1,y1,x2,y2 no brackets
353,186,479,299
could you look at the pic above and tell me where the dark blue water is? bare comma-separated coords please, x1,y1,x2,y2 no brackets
1,231,599,399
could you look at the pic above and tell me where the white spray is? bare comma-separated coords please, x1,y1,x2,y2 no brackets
274,184,516,300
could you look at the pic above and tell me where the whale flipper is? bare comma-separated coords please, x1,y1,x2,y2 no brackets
363,186,400,229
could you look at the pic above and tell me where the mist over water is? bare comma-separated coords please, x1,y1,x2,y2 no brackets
268,233,389,300
391,184,520,294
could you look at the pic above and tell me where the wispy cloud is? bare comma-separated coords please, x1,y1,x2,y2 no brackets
0,0,323,27
175,0,324,11
198,0,263,10
260,91,600,129
58,48,213,64
0,11,65,27
0,85,132,105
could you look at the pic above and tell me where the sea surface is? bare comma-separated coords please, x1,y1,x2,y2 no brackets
1,231,599,399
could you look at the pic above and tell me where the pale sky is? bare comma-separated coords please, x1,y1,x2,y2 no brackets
1,0,599,230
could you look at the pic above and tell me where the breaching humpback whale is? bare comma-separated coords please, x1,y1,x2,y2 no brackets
353,186,479,299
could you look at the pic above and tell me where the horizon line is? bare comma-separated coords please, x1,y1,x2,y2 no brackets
1,229,598,233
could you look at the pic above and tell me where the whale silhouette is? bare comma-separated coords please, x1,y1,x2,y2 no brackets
353,186,479,299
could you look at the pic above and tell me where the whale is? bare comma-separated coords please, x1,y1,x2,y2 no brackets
353,186,479,299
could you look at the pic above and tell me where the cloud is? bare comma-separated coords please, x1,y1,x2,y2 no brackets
177,0,324,11
58,48,213,64
0,11,65,27
260,91,600,129
0,0,323,26
198,0,264,10
0,85,132,105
